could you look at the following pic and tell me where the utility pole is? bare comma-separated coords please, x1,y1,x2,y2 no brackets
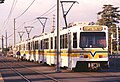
18,31,25,41
14,18,16,47
2,35,4,56
6,30,7,56
36,17,48,63
24,26,34,39
56,0,60,72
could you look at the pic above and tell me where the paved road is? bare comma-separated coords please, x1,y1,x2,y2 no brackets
0,56,120,82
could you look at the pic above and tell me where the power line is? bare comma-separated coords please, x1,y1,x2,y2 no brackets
30,20,38,25
13,0,36,46
16,22,26,30
41,4,56,16
7,0,17,20
18,4,56,28
16,19,36,30
14,3,56,39
44,9,56,16
15,0,36,19
22,4,56,24
25,18,36,23
2,0,17,31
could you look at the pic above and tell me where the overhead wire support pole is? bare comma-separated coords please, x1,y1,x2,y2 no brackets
60,1,78,69
36,17,48,64
18,31,25,41
60,1,79,28
24,26,34,39
36,17,48,33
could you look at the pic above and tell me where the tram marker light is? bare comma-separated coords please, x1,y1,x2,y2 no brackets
84,55,88,58
99,55,103,58
104,27,106,30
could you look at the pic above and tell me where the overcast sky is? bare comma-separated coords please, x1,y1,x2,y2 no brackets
0,0,120,47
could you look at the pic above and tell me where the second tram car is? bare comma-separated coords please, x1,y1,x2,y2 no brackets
16,24,109,71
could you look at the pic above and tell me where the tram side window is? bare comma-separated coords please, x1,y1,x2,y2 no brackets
33,42,35,50
29,42,33,50
32,42,35,50
28,42,30,50
40,40,42,49
64,34,67,48
51,37,53,49
60,35,64,49
55,36,57,49
30,42,32,50
35,41,38,49
23,44,25,50
60,34,68,49
73,33,77,48
44,38,49,49
19,45,21,50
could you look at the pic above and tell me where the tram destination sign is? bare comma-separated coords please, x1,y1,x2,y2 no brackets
83,26,103,31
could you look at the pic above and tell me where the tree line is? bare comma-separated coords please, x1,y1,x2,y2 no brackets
97,4,120,52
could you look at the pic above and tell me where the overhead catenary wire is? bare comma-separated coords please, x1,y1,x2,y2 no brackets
44,9,56,16
0,0,17,48
15,18,37,31
41,4,56,16
16,22,26,30
15,0,36,19
0,1,57,47
14,2,57,44
13,0,36,46
29,20,38,25
18,4,57,28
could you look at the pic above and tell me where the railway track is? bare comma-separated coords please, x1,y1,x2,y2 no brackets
1,57,60,82
78,56,120,82
2,61,31,82
1,56,120,82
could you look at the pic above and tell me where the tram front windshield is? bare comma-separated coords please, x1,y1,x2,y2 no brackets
80,32,106,48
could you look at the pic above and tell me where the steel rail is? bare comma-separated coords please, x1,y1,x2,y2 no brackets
15,62,60,82
1,61,31,82
2,57,60,82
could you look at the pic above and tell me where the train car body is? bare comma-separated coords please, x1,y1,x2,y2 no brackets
16,24,109,71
